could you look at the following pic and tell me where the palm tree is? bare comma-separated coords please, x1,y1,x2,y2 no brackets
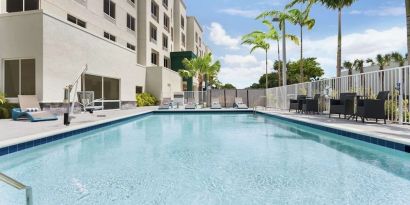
354,59,365,94
287,6,315,83
256,10,300,85
287,0,357,78
259,20,299,86
376,54,392,91
343,61,353,87
179,53,221,92
366,58,375,66
391,52,405,66
241,32,271,91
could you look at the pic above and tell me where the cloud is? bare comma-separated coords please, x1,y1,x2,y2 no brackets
218,8,260,18
208,22,241,50
350,6,405,17
217,26,406,87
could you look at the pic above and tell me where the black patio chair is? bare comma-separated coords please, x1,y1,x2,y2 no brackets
302,94,321,114
356,91,389,124
329,93,356,119
289,95,306,113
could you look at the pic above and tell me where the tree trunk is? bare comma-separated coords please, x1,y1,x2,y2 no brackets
300,25,304,83
265,49,268,89
406,0,410,64
198,75,203,92
337,8,342,77
277,40,281,87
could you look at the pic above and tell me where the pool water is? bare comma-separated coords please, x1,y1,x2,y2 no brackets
1,113,410,205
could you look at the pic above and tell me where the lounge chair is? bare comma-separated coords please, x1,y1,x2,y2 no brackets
211,98,222,109
158,98,172,109
289,95,306,112
356,91,389,124
185,98,196,109
329,93,356,119
12,95,58,122
77,91,104,113
302,94,321,114
234,97,248,109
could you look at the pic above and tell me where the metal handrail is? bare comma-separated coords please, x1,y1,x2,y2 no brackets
0,172,33,205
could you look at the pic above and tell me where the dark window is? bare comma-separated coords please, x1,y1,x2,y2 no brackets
162,35,168,49
181,33,185,46
67,14,87,28
7,0,38,12
181,16,185,29
151,1,159,20
163,15,170,31
127,14,135,31
104,32,116,42
162,0,168,8
164,58,170,68
104,0,116,19
127,43,136,51
136,86,143,94
151,52,158,65
150,25,157,42
4,59,36,97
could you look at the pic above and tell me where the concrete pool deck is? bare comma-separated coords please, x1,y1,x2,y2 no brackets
259,109,410,146
1,107,410,149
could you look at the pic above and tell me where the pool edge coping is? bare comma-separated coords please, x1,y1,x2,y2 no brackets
1,109,409,156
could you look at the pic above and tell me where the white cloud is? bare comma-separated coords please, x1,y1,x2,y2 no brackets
219,8,260,18
350,6,405,17
217,26,406,87
208,22,241,50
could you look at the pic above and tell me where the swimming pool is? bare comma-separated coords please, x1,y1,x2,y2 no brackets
1,113,410,204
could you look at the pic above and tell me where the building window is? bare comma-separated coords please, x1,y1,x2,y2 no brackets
162,0,168,8
163,14,170,31
164,57,170,68
199,37,202,47
171,27,174,41
6,0,39,13
150,24,157,43
151,1,159,21
103,0,116,19
196,46,199,55
162,34,168,50
67,14,87,28
151,51,159,65
181,16,185,29
181,33,186,47
127,14,135,31
136,86,143,94
104,32,116,42
82,74,120,109
195,32,198,43
127,43,135,51
127,0,135,6
4,59,36,97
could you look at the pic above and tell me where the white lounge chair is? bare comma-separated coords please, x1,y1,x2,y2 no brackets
77,91,104,113
211,98,222,109
234,97,248,109
159,98,172,109
12,95,58,122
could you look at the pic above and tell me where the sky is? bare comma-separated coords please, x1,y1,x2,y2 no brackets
184,0,407,88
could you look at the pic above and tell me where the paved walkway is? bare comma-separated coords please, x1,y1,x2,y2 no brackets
0,107,157,148
259,109,410,146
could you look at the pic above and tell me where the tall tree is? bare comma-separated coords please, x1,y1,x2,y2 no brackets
179,53,221,91
354,59,365,94
287,6,315,83
287,0,357,77
391,52,405,66
241,31,271,91
376,54,392,91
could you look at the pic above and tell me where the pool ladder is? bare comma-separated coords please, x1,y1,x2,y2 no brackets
0,172,33,205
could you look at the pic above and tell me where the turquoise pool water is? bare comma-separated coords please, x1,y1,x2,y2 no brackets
1,113,410,205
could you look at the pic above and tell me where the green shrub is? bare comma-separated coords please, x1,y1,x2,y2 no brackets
136,93,158,107
0,102,17,119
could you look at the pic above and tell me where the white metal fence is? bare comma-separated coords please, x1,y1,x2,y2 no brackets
267,66,410,124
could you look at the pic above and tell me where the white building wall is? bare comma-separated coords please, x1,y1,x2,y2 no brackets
0,11,43,101
146,66,182,99
173,0,187,52
42,13,145,103
187,16,204,57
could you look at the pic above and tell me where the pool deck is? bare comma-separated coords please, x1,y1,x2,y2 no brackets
1,107,410,149
258,109,410,146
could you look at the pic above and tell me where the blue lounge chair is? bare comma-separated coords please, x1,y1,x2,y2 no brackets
12,95,58,122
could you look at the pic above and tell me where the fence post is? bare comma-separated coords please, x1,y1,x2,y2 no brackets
399,68,403,125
